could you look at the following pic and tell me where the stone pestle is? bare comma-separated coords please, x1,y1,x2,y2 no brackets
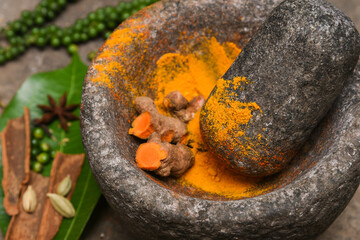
200,0,360,177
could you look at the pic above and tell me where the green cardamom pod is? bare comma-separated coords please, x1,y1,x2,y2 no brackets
56,175,72,196
47,193,75,218
23,185,37,213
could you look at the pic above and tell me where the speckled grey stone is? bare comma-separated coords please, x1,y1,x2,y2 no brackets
200,0,360,177
80,0,360,239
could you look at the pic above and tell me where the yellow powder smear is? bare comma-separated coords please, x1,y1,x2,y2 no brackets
91,23,147,91
181,113,259,198
152,37,265,199
204,77,261,142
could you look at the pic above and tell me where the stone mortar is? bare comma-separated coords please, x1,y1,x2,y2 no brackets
80,0,360,239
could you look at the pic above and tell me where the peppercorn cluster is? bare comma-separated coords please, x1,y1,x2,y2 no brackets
0,0,158,64
30,127,55,173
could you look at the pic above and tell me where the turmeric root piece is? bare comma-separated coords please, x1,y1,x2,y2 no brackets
136,133,194,177
132,97,187,143
174,95,206,123
163,91,188,111
128,112,154,139
136,142,167,170
163,91,205,123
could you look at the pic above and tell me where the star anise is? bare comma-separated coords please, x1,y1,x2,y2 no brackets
34,92,79,132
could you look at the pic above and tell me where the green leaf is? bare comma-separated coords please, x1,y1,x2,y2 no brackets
0,54,101,239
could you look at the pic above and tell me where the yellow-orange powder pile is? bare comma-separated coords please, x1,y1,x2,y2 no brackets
152,37,263,199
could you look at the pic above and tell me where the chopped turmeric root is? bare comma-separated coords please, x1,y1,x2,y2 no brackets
164,91,205,123
131,97,187,143
163,91,189,111
128,112,154,139
174,95,206,123
136,142,167,170
130,94,203,178
135,133,194,177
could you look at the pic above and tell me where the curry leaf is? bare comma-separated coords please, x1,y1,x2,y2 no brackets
0,54,101,239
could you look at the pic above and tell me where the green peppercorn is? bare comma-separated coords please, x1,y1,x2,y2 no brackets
74,22,83,32
0,0,160,66
0,54,5,64
24,18,34,27
31,27,40,35
55,29,64,38
31,138,40,147
104,31,111,39
62,35,72,45
35,16,45,25
131,0,141,9
67,44,78,55
48,25,59,33
51,37,61,48
9,37,18,45
5,29,15,39
80,33,89,42
35,36,47,47
37,152,50,164
115,3,125,14
51,150,57,158
82,18,90,27
124,2,133,11
109,11,118,22
121,12,131,21
12,20,23,32
47,10,56,20
50,2,60,12
95,12,106,22
18,45,26,53
31,148,41,158
32,161,43,173
96,22,106,33
33,127,45,139
39,28,47,36
9,47,19,57
21,10,31,19
88,12,97,22
88,28,97,38
57,0,67,8
72,32,81,42
40,142,51,152
4,50,13,60
104,6,113,15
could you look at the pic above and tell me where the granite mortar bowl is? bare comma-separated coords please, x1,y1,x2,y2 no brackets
80,0,360,239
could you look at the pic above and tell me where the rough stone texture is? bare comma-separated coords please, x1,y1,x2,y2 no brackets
200,0,360,177
1,0,360,239
81,0,360,239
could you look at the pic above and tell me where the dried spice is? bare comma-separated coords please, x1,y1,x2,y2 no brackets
1,107,31,215
5,172,50,240
47,193,75,218
56,175,72,196
37,152,84,240
33,92,79,132
22,186,37,213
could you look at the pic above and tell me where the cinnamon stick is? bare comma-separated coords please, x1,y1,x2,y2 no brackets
1,107,31,215
5,172,50,240
37,152,85,240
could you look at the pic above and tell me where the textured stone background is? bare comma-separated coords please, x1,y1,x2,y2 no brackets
0,0,359,239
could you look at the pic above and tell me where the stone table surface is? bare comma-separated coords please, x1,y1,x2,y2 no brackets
0,0,359,239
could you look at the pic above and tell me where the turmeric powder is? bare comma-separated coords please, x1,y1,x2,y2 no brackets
151,37,268,199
